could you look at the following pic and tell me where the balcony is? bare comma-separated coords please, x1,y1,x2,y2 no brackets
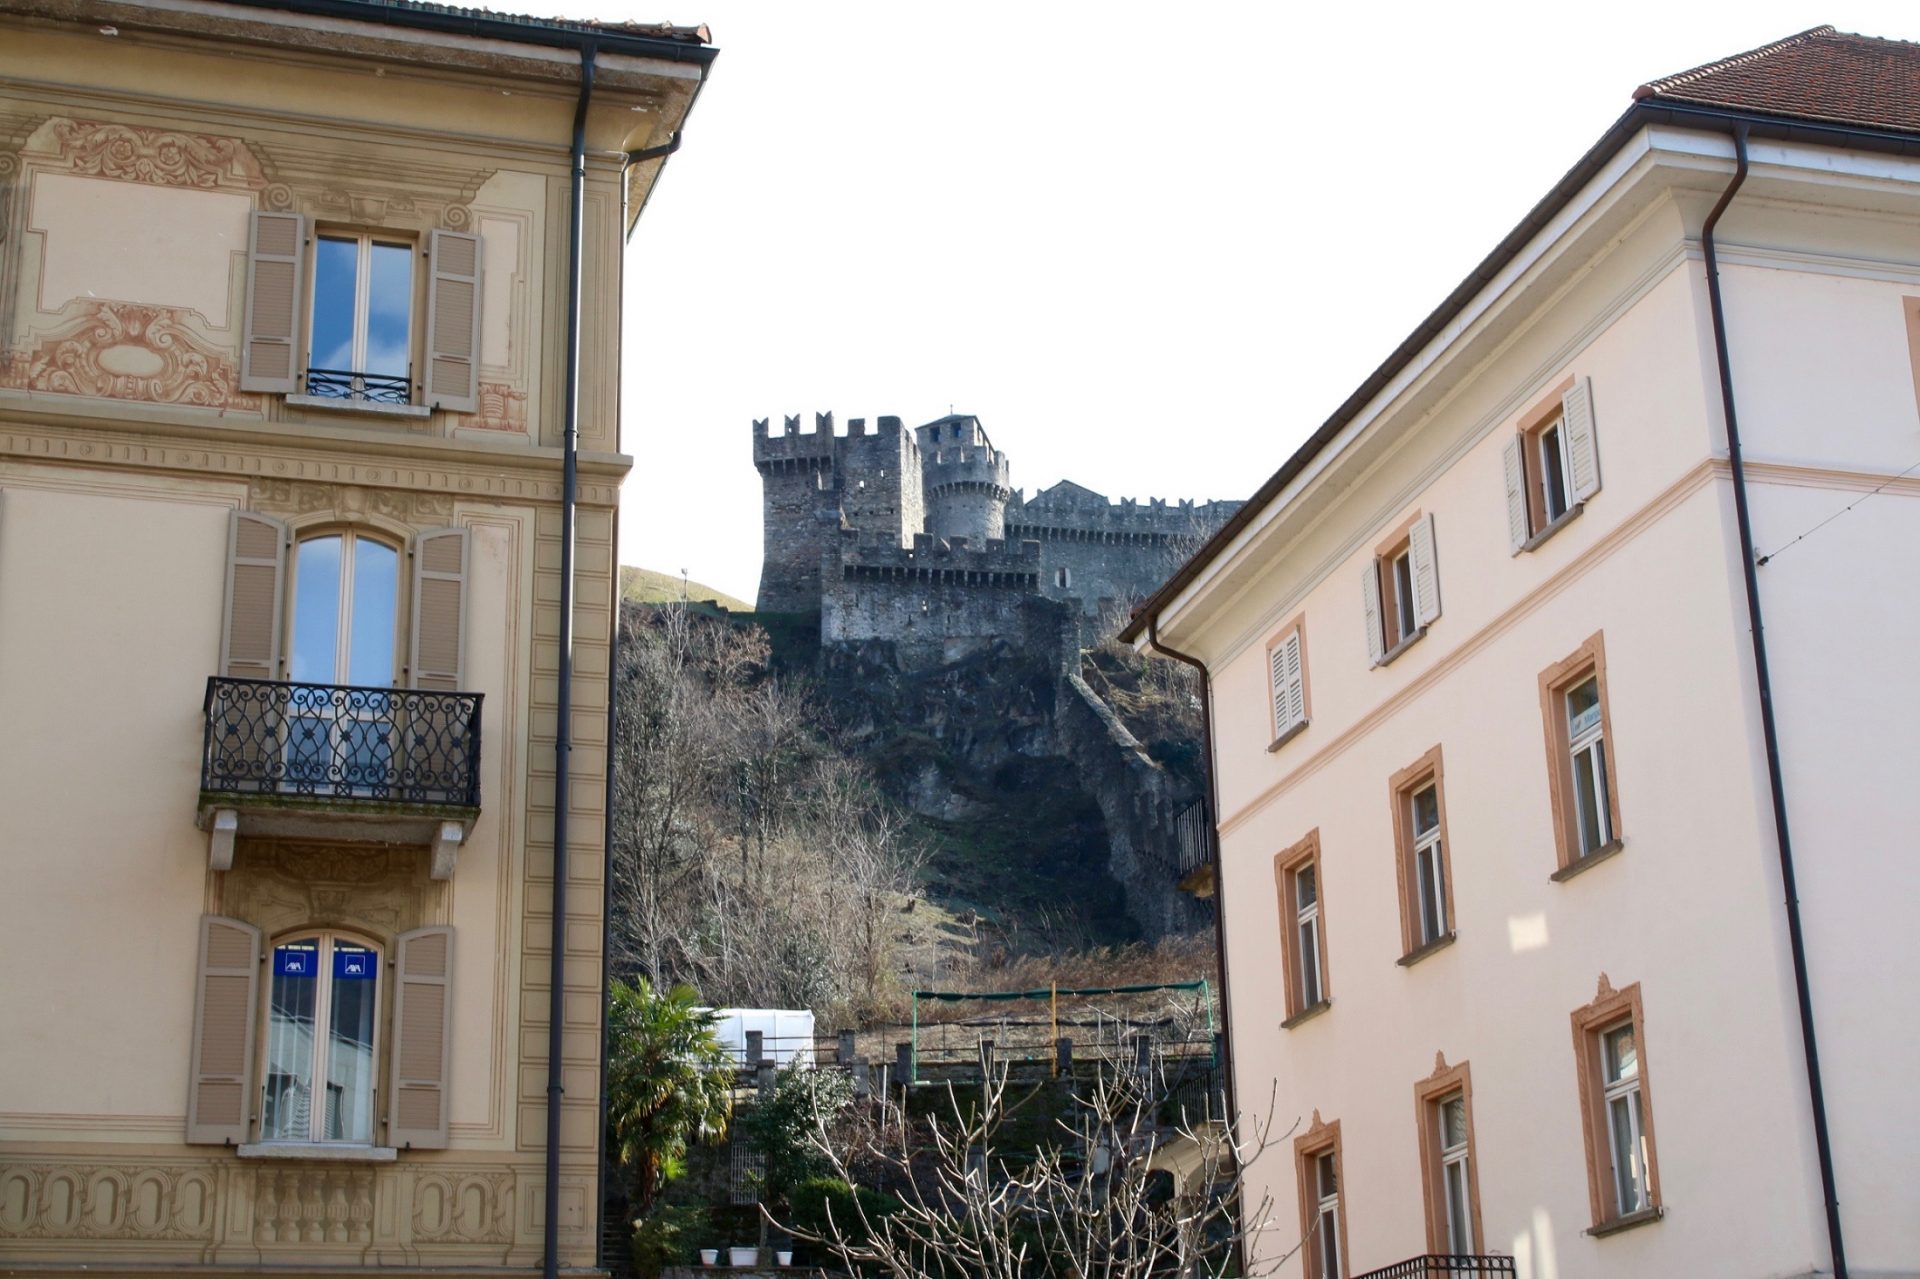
1355,1257,1517,1279
198,677,482,877
1174,797,1215,897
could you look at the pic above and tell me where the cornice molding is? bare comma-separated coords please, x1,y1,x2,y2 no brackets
0,416,629,507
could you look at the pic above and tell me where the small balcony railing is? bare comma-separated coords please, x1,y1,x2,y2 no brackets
1174,798,1211,875
201,677,482,808
1355,1256,1517,1279
304,367,413,405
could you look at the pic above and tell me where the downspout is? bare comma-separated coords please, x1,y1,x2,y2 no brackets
595,510,621,1271
546,40,596,1279
1143,615,1243,1276
1701,123,1848,1279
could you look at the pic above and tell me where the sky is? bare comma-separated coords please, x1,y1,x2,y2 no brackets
547,1,1920,604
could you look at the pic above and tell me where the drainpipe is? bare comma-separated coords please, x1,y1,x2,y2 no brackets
1143,615,1243,1276
1701,123,1847,1279
545,40,596,1279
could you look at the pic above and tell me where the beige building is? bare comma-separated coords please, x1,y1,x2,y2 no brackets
0,1,711,1273
1127,27,1920,1279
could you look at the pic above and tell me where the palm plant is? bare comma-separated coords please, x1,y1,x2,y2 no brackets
605,977,735,1213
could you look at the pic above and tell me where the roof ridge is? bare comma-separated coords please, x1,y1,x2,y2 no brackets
1633,24,1836,100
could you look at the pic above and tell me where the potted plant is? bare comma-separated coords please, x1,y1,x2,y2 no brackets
698,1248,719,1266
728,1244,758,1267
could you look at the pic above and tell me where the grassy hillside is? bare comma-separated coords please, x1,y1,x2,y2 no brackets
619,565,751,612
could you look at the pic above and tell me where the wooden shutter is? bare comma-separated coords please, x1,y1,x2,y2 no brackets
1502,436,1529,552
240,211,305,394
1362,559,1385,667
1409,513,1441,627
1564,377,1601,502
1270,630,1304,735
388,926,454,1149
222,510,289,680
424,229,483,413
410,527,468,691
186,915,260,1145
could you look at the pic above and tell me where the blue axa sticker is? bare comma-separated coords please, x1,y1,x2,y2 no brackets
274,947,318,978
334,950,377,980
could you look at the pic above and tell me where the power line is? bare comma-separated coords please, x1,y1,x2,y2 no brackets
1754,455,1920,567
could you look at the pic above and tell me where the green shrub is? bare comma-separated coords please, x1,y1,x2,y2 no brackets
789,1176,899,1249
630,1202,709,1278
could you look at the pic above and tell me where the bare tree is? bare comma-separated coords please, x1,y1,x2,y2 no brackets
785,1057,1302,1279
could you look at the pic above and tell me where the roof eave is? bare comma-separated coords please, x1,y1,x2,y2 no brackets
1120,97,1920,647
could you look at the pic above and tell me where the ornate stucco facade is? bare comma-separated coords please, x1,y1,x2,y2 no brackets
0,3,711,1272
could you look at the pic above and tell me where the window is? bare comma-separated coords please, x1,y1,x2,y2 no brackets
287,532,400,790
1504,376,1601,551
1055,567,1071,589
1294,1118,1347,1279
1265,616,1310,750
1391,746,1455,961
1363,512,1440,666
186,916,456,1150
1414,1058,1482,1255
1273,831,1331,1024
308,232,414,403
1539,633,1624,876
1571,977,1662,1232
239,212,482,413
262,933,381,1144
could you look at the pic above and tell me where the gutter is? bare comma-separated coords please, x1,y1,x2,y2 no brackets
1142,616,1243,1278
544,40,595,1279
1121,99,1920,645
1699,122,1848,1279
223,0,717,65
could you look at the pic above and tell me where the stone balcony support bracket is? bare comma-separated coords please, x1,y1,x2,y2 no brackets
430,820,465,880
208,807,240,872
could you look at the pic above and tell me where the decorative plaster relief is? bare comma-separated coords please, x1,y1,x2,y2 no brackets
220,841,438,941
0,302,258,409
248,478,454,522
46,119,269,191
0,1162,217,1241
470,381,528,434
411,1169,516,1244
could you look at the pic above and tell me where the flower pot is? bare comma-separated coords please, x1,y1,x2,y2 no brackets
776,1250,794,1266
699,1249,718,1265
729,1246,758,1267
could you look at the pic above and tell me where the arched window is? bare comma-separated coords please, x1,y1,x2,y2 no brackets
291,532,399,687
262,932,382,1144
287,532,400,790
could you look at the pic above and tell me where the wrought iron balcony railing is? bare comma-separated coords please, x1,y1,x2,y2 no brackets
201,677,482,808
1354,1256,1518,1279
304,367,413,405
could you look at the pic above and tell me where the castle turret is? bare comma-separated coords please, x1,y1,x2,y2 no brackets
753,412,840,612
916,414,1012,544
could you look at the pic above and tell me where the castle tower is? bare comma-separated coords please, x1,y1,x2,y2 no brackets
916,414,1012,544
753,413,840,612
835,415,922,549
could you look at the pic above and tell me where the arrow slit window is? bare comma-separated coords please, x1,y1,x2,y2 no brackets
262,933,382,1144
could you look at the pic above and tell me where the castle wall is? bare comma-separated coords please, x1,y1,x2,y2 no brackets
821,534,1069,671
1011,495,1245,619
837,416,920,548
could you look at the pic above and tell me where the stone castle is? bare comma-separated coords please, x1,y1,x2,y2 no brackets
753,411,1241,665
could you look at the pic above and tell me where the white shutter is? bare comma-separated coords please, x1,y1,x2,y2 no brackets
424,229,483,413
1502,436,1529,552
409,527,468,691
221,510,289,680
1362,559,1385,667
1269,632,1306,736
240,212,304,394
1409,513,1441,627
388,926,454,1149
1564,377,1601,502
186,915,260,1145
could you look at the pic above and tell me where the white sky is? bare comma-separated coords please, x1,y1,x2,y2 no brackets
552,1,1918,603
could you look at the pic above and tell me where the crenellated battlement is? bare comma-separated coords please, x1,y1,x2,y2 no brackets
754,407,1240,619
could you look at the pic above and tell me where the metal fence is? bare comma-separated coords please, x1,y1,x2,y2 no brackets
1354,1256,1518,1279
201,676,483,807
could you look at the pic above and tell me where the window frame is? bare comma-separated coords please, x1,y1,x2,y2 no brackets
1509,375,1587,550
1539,632,1625,879
302,225,423,406
1264,613,1311,751
1294,1116,1348,1279
1273,830,1332,1025
1367,510,1437,666
1571,978,1664,1233
1390,746,1457,963
259,929,386,1147
1413,1057,1483,1256
287,527,406,688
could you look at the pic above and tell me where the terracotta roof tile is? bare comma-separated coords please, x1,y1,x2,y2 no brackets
1634,25,1920,133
